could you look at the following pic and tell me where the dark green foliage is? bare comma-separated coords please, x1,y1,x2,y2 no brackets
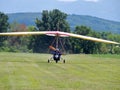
71,26,101,54
29,9,70,53
0,12,9,32
70,25,120,54
28,35,53,53
4,23,30,52
0,12,9,48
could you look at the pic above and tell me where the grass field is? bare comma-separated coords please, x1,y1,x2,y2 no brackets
0,52,120,90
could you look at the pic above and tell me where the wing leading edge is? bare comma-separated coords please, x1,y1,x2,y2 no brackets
0,31,119,44
0,31,46,36
63,32,119,44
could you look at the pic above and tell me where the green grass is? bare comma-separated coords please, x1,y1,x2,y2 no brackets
0,52,120,90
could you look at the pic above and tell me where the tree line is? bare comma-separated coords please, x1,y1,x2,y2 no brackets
0,9,120,54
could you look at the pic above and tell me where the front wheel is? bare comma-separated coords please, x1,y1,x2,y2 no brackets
48,59,50,63
63,60,65,63
56,60,58,63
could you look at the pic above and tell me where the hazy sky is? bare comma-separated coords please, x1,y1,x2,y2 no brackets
0,0,120,22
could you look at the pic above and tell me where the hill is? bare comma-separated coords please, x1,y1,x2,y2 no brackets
68,14,120,33
0,52,120,90
7,12,120,33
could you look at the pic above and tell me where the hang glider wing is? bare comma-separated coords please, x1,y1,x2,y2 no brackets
0,31,47,36
0,31,119,44
45,31,119,44
62,32,120,44
0,31,69,37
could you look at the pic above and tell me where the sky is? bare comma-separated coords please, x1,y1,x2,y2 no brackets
0,0,120,22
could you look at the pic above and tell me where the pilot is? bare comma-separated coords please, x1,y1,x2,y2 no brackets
53,48,61,60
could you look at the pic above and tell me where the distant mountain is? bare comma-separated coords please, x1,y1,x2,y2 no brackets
67,14,120,33
7,12,120,33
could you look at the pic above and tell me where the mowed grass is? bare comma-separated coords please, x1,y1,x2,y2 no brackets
0,52,120,90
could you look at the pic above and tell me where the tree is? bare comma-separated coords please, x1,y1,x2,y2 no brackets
5,22,30,52
0,12,9,48
49,9,70,32
73,25,102,54
36,10,50,31
0,12,9,32
31,10,51,53
30,9,70,53
35,9,70,32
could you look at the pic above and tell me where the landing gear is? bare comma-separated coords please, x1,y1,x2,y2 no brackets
47,57,65,63
56,60,58,63
48,59,50,63
63,59,65,63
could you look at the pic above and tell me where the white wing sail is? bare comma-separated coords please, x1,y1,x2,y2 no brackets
0,31,119,44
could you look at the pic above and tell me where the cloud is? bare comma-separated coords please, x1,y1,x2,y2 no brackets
57,0,77,2
84,0,99,3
